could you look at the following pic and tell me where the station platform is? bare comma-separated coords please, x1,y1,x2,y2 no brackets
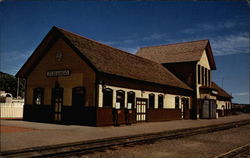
1,113,250,152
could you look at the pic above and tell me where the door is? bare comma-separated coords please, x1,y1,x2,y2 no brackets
210,100,216,119
136,99,147,122
201,100,210,118
182,98,189,119
52,87,63,122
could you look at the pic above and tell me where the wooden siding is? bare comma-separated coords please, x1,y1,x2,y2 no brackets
26,38,96,107
147,109,181,122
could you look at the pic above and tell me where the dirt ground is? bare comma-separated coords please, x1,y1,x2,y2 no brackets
79,124,250,158
0,125,35,133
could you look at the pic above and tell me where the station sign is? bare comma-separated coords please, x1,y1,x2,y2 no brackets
47,69,70,77
211,90,218,95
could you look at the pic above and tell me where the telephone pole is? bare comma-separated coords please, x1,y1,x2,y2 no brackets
17,77,19,98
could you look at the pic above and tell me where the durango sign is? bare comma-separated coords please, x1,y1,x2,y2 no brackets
46,69,70,77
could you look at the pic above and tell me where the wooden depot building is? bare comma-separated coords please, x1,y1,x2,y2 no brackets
16,27,193,126
137,39,232,119
16,26,232,126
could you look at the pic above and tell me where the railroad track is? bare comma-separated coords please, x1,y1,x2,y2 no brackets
215,143,250,158
1,119,250,158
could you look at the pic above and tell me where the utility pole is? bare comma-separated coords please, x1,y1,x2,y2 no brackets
221,77,224,88
17,77,19,98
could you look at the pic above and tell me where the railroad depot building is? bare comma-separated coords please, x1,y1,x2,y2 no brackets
16,26,232,126
137,40,232,119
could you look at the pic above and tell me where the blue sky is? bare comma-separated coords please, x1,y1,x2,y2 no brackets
0,1,249,104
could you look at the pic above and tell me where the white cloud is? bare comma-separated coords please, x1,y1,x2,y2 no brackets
99,32,168,47
0,49,33,75
182,20,241,34
142,33,168,41
210,32,249,56
98,40,117,45
96,29,249,57
233,92,249,96
118,46,140,54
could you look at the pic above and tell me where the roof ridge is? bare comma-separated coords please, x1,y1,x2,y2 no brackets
54,26,176,71
139,39,209,50
54,26,141,57
54,26,192,90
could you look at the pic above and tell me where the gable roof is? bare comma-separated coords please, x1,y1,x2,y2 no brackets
16,26,192,91
136,40,216,70
212,82,233,98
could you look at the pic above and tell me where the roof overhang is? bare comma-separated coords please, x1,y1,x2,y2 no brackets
205,41,216,70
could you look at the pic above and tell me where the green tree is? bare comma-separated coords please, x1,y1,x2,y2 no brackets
0,72,25,98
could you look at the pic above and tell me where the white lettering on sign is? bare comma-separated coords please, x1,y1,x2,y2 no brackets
47,70,70,77
212,90,218,95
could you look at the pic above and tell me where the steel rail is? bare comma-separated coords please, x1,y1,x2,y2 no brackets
1,119,250,158
214,143,250,158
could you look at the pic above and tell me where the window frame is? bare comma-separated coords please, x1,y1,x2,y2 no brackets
102,88,113,108
208,70,211,87
198,65,201,84
158,94,164,108
175,96,180,109
116,90,125,109
72,86,85,107
149,93,155,109
33,88,44,105
127,91,135,109
202,67,205,85
205,68,208,86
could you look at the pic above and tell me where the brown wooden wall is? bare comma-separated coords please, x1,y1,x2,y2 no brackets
217,109,232,117
96,108,136,126
23,104,96,126
183,109,191,119
163,62,197,89
26,37,96,107
163,62,198,119
147,109,181,122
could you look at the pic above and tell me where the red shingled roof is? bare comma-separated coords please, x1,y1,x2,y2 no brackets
137,40,216,70
16,26,192,91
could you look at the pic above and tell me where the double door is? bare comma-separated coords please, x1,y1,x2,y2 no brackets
52,87,63,122
136,99,147,122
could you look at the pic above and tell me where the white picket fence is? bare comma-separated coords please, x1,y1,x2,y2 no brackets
0,102,24,119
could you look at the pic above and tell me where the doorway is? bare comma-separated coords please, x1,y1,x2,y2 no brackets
181,98,189,119
52,87,63,122
136,98,147,122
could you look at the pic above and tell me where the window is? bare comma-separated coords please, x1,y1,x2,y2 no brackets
198,65,201,84
149,93,155,108
103,88,113,108
158,94,164,108
202,67,205,85
205,68,208,86
208,70,211,87
175,96,180,109
72,87,85,107
127,91,135,109
116,90,125,109
33,88,44,105
182,98,189,109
